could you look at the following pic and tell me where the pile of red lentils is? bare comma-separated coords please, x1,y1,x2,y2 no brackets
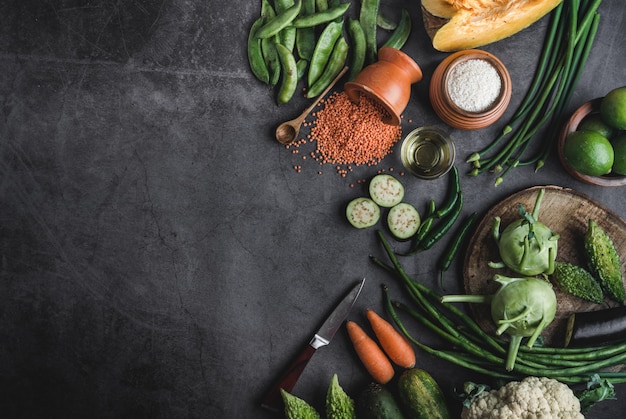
287,91,404,180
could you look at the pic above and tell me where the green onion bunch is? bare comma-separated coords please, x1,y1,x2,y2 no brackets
467,0,603,186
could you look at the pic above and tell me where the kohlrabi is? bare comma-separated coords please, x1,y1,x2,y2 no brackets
490,188,559,276
442,274,557,371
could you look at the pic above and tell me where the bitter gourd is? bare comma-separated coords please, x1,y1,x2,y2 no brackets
552,261,604,304
584,219,624,303
281,389,320,419
326,373,355,419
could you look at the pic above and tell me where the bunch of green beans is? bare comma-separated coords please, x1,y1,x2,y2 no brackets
247,0,413,105
370,230,626,385
467,0,602,186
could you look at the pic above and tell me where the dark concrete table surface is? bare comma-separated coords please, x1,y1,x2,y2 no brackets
1,1,625,418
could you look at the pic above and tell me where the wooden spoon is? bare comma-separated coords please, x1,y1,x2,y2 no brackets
275,66,349,144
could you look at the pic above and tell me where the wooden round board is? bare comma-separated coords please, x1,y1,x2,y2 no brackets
463,185,626,347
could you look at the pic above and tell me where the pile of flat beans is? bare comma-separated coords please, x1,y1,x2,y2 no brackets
247,0,411,105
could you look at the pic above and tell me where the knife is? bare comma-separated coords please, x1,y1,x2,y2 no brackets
260,278,366,411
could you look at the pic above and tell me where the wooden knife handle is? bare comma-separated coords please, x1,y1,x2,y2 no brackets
260,344,316,411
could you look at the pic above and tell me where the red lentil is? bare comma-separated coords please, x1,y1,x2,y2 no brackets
309,91,402,167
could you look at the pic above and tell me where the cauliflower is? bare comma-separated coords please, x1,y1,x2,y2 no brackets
461,376,583,419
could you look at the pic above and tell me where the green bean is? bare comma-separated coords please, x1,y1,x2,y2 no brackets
291,2,350,28
382,9,411,50
296,59,308,81
296,0,316,60
382,286,516,381
376,11,397,31
438,211,477,289
531,12,600,170
359,0,380,64
262,39,281,86
315,0,328,12
248,17,270,84
308,20,343,87
275,43,298,105
255,0,301,39
347,18,366,81
275,0,297,51
466,0,602,185
374,228,626,384
261,0,280,86
306,36,348,98
328,0,343,22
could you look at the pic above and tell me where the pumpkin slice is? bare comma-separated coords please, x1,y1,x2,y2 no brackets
421,0,563,52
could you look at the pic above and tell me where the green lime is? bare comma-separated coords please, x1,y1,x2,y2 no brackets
600,86,626,130
563,130,614,176
578,114,614,139
611,134,626,175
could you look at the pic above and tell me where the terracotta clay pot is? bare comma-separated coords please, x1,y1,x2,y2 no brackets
345,47,422,126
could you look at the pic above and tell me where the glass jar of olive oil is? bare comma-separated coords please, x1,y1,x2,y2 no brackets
400,126,456,180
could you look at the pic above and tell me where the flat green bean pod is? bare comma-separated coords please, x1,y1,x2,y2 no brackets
315,0,328,12
291,2,350,28
347,18,366,81
248,17,270,84
275,43,299,105
306,36,348,98
261,0,280,86
376,12,397,31
274,0,297,51
308,20,343,87
360,0,380,64
328,0,343,22
255,0,301,39
296,0,316,60
382,9,411,50
296,59,308,81
262,38,281,86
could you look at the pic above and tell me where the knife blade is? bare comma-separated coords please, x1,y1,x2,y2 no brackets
260,278,366,411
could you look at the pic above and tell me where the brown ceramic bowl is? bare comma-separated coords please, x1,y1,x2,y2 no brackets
345,47,422,126
429,49,512,130
558,98,626,187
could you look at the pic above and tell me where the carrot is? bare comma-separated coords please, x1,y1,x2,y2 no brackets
366,309,416,368
346,320,395,384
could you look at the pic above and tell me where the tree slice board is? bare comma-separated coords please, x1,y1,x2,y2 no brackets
463,185,626,347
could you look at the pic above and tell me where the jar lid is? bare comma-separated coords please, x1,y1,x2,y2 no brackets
429,50,512,130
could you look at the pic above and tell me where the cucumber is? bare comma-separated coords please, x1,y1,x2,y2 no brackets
397,368,449,419
356,383,405,419
346,197,380,229
387,202,420,240
369,174,405,208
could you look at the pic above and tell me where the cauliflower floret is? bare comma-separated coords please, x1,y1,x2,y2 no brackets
462,376,584,419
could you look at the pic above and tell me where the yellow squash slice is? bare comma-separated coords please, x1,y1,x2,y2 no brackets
421,0,563,52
